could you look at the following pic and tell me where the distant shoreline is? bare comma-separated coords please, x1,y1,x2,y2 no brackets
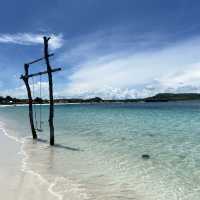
1,93,200,105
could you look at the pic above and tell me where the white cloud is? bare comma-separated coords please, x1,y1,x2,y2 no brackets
152,62,200,94
158,63,200,88
1,81,49,98
2,32,200,99
0,33,64,50
60,35,200,99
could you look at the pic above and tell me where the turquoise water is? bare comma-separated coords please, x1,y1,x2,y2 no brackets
1,102,200,199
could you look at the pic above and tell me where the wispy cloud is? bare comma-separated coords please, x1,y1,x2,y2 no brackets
1,81,49,98
155,62,200,92
58,34,200,99
2,31,200,99
0,33,64,50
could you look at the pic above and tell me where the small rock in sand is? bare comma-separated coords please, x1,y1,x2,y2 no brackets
142,154,150,159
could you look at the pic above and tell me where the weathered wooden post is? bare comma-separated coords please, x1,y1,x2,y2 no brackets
21,64,37,139
20,36,61,146
44,36,55,145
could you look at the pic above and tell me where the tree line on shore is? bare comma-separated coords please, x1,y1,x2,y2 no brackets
1,93,200,105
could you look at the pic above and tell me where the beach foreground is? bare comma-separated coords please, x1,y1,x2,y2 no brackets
0,127,59,200
1,102,200,200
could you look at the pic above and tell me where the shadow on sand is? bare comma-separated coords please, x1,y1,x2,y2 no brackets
36,138,82,151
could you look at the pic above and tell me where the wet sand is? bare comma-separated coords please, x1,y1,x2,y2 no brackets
0,128,58,200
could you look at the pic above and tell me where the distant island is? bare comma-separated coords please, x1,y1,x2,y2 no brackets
1,93,200,105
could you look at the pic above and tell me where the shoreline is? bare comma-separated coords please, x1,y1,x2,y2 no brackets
2,98,200,108
1,99,200,108
2,93,200,105
0,121,63,200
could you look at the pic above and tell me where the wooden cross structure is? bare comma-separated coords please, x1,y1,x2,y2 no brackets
20,36,61,145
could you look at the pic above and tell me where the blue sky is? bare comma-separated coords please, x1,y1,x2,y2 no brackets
1,0,200,99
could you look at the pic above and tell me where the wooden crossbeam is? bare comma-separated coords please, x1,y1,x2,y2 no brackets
26,53,54,65
21,36,61,145
20,67,61,79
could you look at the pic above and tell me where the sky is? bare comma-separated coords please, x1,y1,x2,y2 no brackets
1,0,200,99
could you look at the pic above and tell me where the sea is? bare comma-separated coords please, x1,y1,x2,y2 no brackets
0,101,200,200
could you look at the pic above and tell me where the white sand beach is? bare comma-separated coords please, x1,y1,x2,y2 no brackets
0,127,59,200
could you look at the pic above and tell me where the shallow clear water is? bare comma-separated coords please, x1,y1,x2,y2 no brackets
1,102,200,199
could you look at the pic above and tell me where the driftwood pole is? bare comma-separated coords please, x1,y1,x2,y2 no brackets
21,64,37,139
21,36,61,145
44,37,55,145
